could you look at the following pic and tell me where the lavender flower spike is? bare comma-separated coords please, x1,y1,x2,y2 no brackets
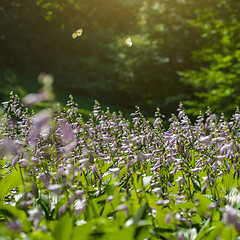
222,205,240,234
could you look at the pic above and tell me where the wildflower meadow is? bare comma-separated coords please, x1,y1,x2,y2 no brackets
0,76,240,239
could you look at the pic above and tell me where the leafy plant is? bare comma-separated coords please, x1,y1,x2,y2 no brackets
1,78,240,239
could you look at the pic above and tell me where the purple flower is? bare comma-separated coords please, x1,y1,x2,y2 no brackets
48,184,62,195
153,188,163,197
106,196,114,202
165,212,172,224
108,168,120,178
177,234,185,240
156,199,170,205
74,200,86,216
7,220,22,231
28,208,43,230
117,204,129,217
199,134,212,145
18,158,28,167
222,205,240,233
174,213,183,222
58,204,67,216
137,152,151,162
176,176,185,185
23,93,45,106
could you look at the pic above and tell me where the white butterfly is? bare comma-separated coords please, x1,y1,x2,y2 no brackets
125,37,133,47
72,29,83,39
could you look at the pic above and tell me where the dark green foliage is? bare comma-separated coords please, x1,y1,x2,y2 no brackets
0,0,199,115
1,0,240,116
180,0,240,116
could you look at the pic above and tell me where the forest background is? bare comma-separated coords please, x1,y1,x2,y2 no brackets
1,0,240,118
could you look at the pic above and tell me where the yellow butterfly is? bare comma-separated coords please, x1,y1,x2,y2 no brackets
72,29,83,39
125,37,132,47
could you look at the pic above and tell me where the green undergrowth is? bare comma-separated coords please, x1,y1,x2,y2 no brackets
0,77,240,239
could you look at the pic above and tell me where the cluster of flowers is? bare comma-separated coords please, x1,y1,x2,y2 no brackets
1,89,240,238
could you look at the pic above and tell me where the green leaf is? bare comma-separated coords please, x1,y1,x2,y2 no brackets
192,179,201,192
0,203,30,231
196,221,224,240
221,169,237,192
221,226,239,240
194,193,212,217
30,230,54,240
0,168,22,202
225,187,240,205
132,201,148,225
52,212,72,240
38,190,62,220
71,223,94,240
132,172,143,191
119,166,127,180
103,226,135,240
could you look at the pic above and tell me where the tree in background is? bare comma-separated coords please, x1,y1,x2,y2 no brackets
180,0,240,116
1,0,240,116
0,0,140,106
113,0,204,113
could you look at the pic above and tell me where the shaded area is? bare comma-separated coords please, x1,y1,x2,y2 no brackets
1,0,240,117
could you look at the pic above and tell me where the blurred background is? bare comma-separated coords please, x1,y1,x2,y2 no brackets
1,0,240,118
